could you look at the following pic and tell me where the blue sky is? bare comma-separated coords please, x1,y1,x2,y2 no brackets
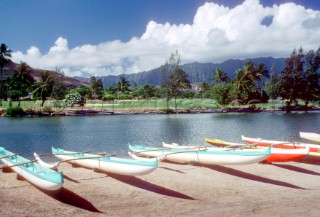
3,0,209,52
1,0,320,77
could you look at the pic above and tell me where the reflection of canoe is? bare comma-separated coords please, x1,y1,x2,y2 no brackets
129,144,271,165
300,132,320,143
204,137,234,147
52,147,158,176
241,135,320,153
0,147,63,191
164,142,309,163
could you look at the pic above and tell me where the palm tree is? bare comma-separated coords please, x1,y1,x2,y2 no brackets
0,43,12,106
233,61,270,103
12,62,34,106
253,63,269,81
116,76,130,100
89,76,104,99
253,63,269,97
233,62,256,103
212,68,229,84
32,71,54,106
240,61,256,84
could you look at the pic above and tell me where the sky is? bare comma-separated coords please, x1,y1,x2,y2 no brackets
1,0,320,77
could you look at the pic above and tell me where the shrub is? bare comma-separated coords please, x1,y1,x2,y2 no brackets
119,94,133,100
5,106,25,117
102,94,116,101
65,92,85,107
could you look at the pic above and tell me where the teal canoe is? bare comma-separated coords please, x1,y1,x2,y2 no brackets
52,147,158,176
129,144,271,165
0,147,63,191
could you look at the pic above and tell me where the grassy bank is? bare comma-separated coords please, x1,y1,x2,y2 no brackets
0,98,279,110
0,98,318,116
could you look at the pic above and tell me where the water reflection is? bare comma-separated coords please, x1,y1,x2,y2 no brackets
0,112,320,158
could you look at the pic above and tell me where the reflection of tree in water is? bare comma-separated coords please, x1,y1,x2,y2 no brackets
158,116,192,145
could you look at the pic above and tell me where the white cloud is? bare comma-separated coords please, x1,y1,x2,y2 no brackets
11,0,320,77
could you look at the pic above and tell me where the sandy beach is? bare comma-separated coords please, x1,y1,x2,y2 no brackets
1,156,320,217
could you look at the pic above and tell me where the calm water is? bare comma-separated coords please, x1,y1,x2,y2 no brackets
1,112,320,159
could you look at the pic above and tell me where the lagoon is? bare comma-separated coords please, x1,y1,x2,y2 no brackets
1,112,320,160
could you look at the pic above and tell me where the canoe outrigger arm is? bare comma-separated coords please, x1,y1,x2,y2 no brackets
129,147,212,162
34,153,61,170
0,153,22,160
34,152,117,170
128,152,166,162
0,159,38,170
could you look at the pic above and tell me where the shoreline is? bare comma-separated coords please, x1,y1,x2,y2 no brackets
1,106,320,117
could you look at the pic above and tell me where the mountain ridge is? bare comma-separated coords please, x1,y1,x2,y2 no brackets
75,57,286,87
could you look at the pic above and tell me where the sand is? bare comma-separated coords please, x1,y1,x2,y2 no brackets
1,156,320,217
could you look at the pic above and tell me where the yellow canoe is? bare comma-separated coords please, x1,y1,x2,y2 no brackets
309,151,320,157
204,137,235,147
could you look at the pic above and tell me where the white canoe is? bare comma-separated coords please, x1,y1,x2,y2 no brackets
129,144,271,165
300,132,320,143
163,142,309,163
0,147,63,191
52,147,158,176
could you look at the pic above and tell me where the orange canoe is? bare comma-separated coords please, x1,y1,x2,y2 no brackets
241,135,320,153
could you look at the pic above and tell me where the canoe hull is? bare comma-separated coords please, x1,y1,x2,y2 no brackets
163,142,308,163
1,158,63,191
300,132,320,143
130,144,270,165
264,147,309,162
241,135,320,153
0,147,63,191
52,148,158,176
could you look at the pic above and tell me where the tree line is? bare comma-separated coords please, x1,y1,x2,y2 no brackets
207,47,320,111
1,42,320,112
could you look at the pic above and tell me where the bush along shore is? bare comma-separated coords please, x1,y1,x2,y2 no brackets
1,104,320,117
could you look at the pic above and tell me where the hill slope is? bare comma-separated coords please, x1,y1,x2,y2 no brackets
2,60,88,88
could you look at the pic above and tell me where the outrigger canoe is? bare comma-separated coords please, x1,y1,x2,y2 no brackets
129,144,271,165
52,147,158,176
241,135,320,154
0,147,63,191
300,132,320,143
163,142,309,163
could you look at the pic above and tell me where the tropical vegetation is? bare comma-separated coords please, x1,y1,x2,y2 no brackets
0,42,320,116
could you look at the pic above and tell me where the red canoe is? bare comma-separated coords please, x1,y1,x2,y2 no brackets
241,135,320,153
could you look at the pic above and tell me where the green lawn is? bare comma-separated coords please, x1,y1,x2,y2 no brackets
0,98,295,112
